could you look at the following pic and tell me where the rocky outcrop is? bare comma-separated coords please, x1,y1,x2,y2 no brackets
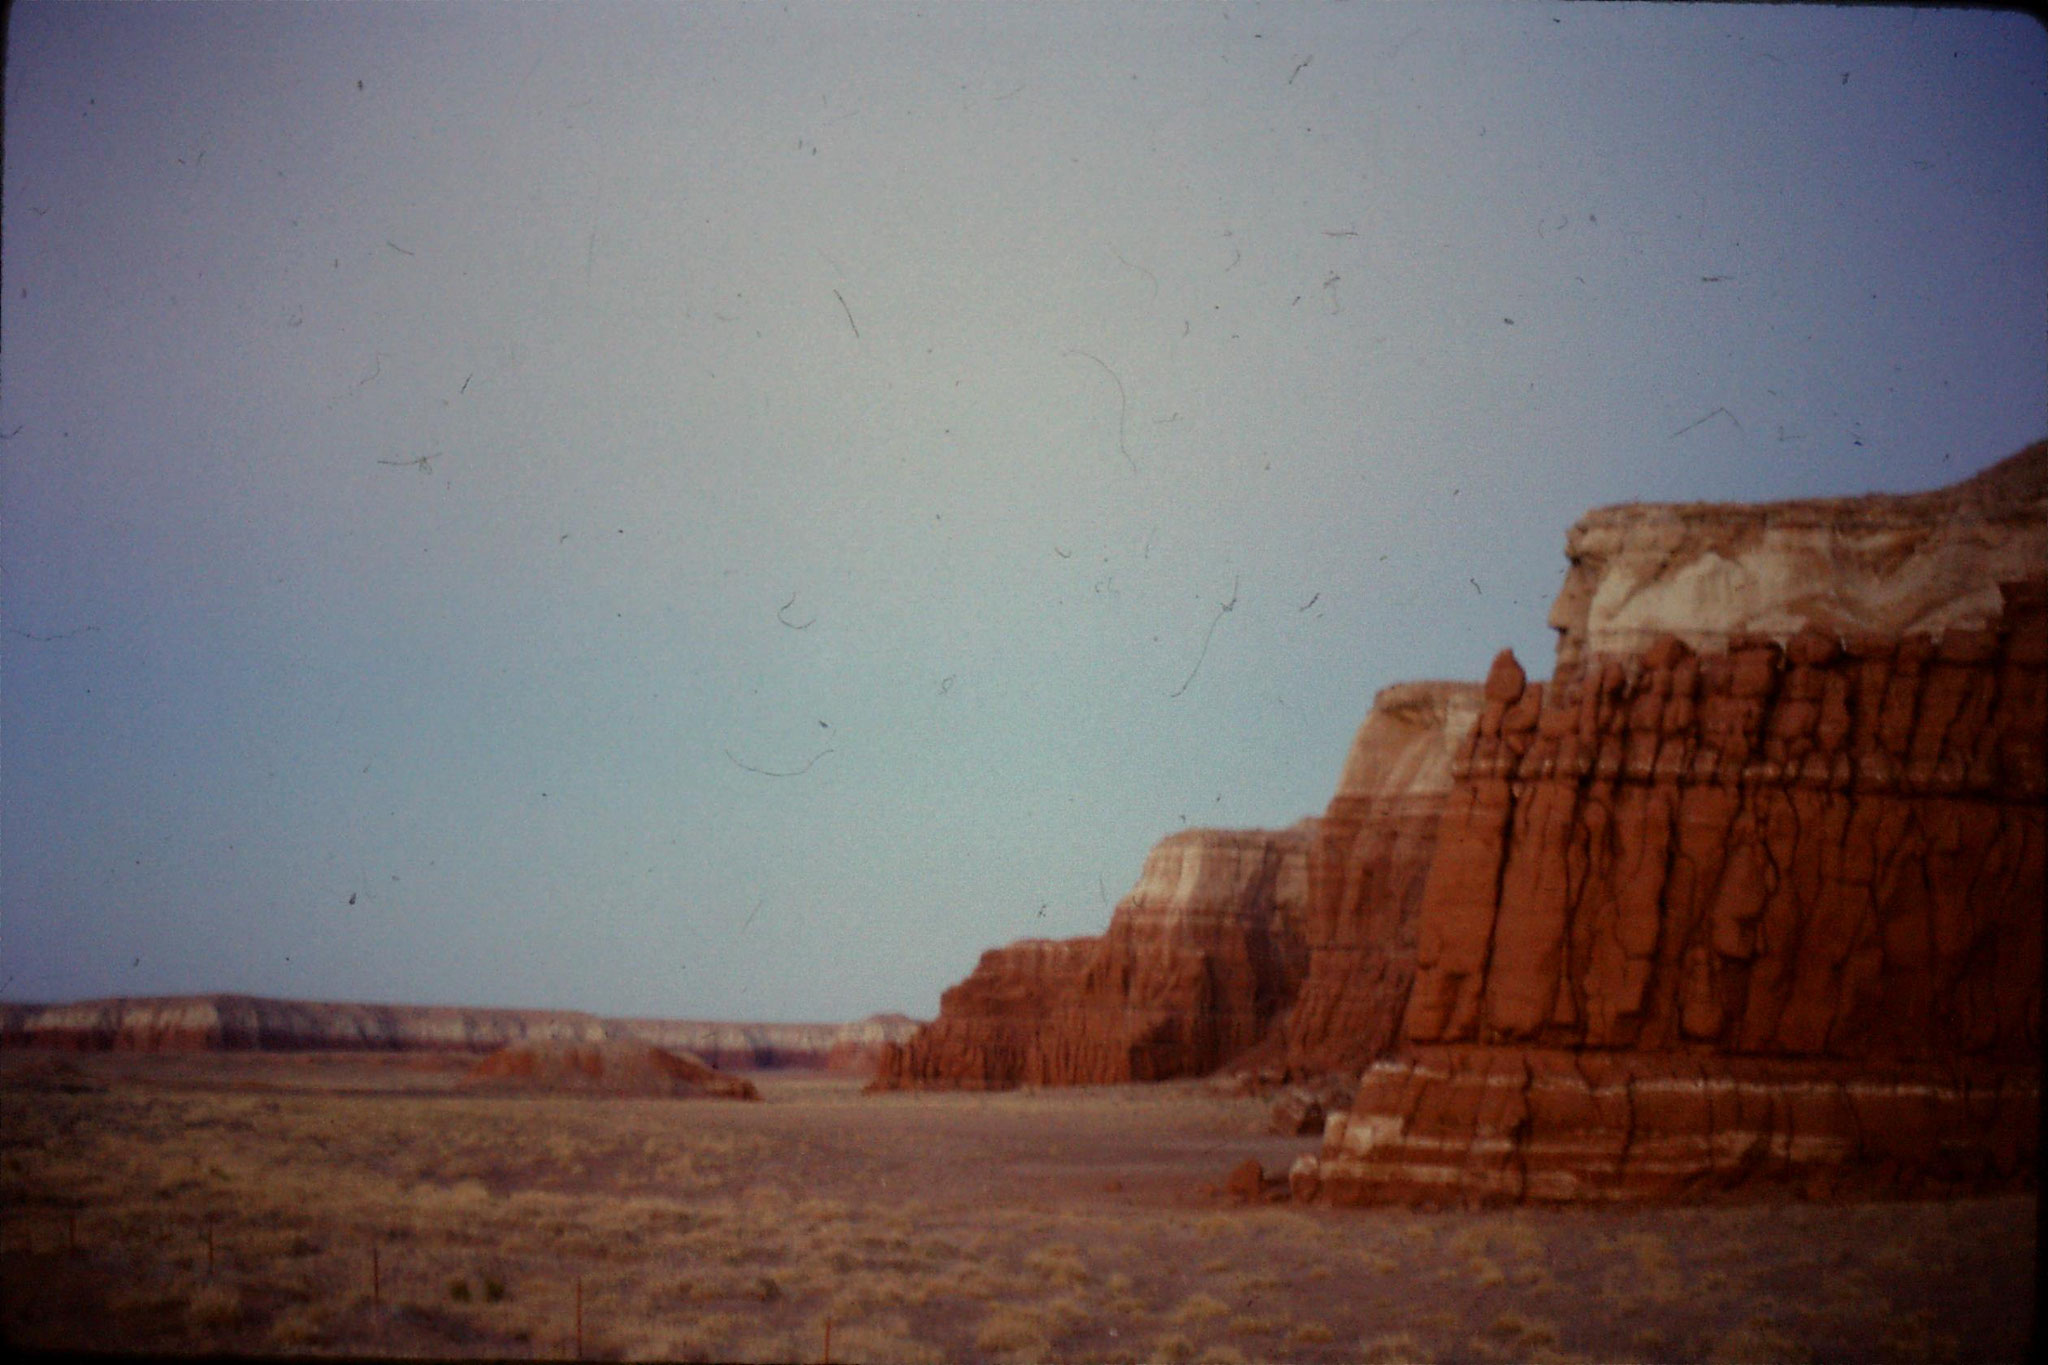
1321,441,2046,1203
869,937,1101,1089
1401,595,2045,1062
463,1039,760,1100
1271,682,1483,1077
1548,438,2048,673
0,994,921,1073
611,1014,922,1073
1319,1048,2035,1203
872,823,1315,1088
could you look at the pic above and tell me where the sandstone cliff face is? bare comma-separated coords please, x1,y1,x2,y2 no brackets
872,823,1314,1088
1548,440,2048,674
870,936,1103,1089
1320,526,2045,1203
1402,594,2045,1062
1059,822,1315,1081
1275,682,1482,1076
1321,1047,2035,1203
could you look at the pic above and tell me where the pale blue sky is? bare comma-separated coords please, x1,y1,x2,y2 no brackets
4,2,2043,1020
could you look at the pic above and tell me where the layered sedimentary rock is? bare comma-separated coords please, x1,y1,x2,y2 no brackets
872,823,1314,1088
1319,1047,2035,1203
1273,682,1483,1076
0,994,920,1073
0,994,616,1053
1321,442,2046,1203
870,937,1102,1089
609,1014,922,1073
464,1039,760,1100
1548,439,2048,673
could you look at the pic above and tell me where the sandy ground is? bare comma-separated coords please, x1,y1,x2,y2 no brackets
0,1051,2035,1362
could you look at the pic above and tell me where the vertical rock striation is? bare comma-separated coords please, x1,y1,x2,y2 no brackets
1322,442,2047,1203
871,824,1314,1088
868,936,1105,1089
1275,682,1483,1077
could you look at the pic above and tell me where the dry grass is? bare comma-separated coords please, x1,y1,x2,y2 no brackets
0,1055,2035,1363
1360,1331,1435,1364
1171,1292,1231,1324
976,1303,1055,1359
1707,1321,1815,1364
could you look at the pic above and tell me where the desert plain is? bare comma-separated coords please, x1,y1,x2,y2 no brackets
1,1049,2033,1363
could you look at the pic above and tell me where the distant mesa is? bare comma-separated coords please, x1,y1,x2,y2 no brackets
0,994,922,1078
463,1038,760,1101
881,439,2048,1204
622,1013,921,1075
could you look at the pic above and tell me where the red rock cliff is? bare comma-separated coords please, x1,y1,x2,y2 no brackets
1273,682,1482,1077
1319,443,2046,1202
869,936,1104,1089
872,823,1314,1088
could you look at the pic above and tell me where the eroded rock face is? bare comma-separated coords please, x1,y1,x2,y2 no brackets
1323,573,2045,1201
1404,585,2045,1060
868,937,1103,1089
1274,682,1483,1076
1322,1047,2035,1204
1548,441,2048,674
872,824,1314,1088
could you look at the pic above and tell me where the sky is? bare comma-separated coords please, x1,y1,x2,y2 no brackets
3,2,2043,1023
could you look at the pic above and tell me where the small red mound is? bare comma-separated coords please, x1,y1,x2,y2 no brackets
464,1039,759,1100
